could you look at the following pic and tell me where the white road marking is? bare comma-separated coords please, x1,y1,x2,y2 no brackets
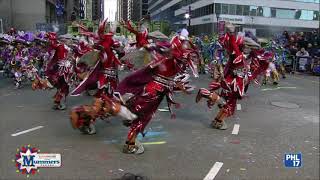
158,108,169,112
203,162,223,180
236,104,241,110
232,124,240,135
11,126,44,137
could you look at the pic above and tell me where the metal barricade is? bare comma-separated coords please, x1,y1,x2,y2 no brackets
292,56,312,74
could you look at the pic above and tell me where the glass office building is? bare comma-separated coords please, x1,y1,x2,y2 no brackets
149,0,320,36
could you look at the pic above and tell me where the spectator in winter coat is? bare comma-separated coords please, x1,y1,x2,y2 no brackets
296,47,310,57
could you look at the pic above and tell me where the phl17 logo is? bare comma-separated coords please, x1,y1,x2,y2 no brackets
284,153,302,168
14,145,61,177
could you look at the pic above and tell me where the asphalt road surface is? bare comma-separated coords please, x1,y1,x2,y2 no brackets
0,72,319,180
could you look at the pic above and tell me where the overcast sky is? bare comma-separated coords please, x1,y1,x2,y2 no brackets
104,0,117,21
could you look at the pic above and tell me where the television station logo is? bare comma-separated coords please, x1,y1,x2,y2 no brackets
284,153,302,168
14,145,61,177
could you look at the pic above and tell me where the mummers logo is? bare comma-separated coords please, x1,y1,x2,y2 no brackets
14,145,61,177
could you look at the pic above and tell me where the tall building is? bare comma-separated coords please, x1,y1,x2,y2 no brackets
116,0,148,22
149,0,320,36
130,0,149,21
117,0,129,21
84,0,104,21
64,0,80,21
148,0,182,30
92,0,104,20
0,0,89,31
0,0,49,31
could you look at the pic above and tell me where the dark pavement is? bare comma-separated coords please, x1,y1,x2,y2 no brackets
0,72,319,180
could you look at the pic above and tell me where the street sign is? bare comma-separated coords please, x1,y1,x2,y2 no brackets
202,18,211,22
219,15,245,24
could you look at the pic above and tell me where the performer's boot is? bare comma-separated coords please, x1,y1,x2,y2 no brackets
32,77,52,90
272,70,280,85
58,102,66,110
41,78,53,89
211,108,228,130
31,78,40,90
53,93,66,110
53,100,66,110
70,106,97,135
14,79,21,89
123,133,144,155
262,77,267,85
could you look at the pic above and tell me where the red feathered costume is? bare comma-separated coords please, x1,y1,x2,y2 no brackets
45,32,73,110
71,20,121,98
70,29,199,154
196,31,270,129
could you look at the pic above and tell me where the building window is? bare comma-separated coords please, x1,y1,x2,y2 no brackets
249,6,257,16
256,6,271,17
271,8,276,17
257,6,263,16
229,4,236,15
275,8,296,19
291,0,319,3
263,7,271,17
243,5,250,16
205,6,210,15
236,5,243,15
215,3,221,14
209,4,214,14
314,11,319,20
221,4,228,14
142,10,148,15
142,4,148,9
300,10,315,20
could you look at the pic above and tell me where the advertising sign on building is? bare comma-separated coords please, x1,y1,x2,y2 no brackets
219,15,245,25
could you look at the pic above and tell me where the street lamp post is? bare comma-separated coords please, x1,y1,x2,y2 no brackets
251,17,254,29
184,6,191,34
188,6,191,28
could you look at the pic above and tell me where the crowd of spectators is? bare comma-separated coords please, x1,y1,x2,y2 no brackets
280,30,320,72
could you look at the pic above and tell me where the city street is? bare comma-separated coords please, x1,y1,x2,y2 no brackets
0,73,319,180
